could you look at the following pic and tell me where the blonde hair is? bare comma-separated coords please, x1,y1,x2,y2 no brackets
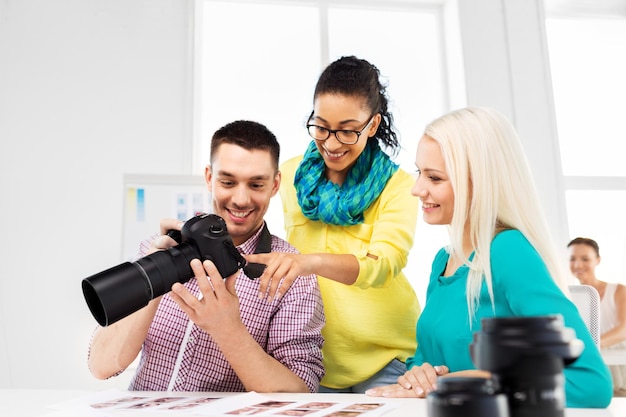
424,107,567,322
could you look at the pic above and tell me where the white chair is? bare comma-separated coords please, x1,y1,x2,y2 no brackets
568,284,601,346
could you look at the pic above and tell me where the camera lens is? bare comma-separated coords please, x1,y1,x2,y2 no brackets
82,262,152,327
81,243,198,326
81,213,246,327
470,315,583,417
427,377,509,417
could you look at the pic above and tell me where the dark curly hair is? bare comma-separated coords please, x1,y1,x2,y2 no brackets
312,56,400,155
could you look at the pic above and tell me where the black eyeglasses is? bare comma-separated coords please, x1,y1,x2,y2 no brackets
306,116,375,145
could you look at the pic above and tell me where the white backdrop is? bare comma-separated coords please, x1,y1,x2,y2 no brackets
0,0,194,389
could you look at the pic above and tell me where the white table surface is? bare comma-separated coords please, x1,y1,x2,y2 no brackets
1,389,626,417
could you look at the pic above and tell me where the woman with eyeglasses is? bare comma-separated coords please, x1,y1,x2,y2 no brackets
245,56,420,393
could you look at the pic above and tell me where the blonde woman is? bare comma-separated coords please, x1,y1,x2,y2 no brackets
367,107,612,407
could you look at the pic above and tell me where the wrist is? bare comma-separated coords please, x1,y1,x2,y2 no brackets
210,320,247,346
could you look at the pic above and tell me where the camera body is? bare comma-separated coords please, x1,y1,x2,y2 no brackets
428,315,583,417
82,213,246,327
176,213,244,278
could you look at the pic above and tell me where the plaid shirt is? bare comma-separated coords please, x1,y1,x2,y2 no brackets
127,225,325,392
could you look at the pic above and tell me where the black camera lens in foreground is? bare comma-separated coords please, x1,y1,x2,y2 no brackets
82,243,202,327
428,377,509,417
470,315,584,417
81,214,254,327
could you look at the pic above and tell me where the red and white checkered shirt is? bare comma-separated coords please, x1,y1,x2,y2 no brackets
127,224,325,392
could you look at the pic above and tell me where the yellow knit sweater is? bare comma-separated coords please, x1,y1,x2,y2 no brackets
280,156,421,388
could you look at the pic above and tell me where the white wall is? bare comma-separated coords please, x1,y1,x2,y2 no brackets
0,0,193,388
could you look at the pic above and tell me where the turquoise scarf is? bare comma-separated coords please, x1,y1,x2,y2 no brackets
294,140,399,226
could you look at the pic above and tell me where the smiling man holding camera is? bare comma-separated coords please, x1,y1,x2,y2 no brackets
87,120,325,393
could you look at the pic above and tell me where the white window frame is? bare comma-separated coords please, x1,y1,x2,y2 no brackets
190,0,464,172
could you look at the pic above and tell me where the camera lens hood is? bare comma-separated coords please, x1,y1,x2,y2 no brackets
471,315,584,372
82,261,152,327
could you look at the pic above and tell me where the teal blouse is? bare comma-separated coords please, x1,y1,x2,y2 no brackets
408,230,612,408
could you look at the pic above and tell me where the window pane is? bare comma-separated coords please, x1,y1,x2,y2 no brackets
199,1,320,169
546,11,626,287
546,17,626,176
566,190,626,284
328,6,448,172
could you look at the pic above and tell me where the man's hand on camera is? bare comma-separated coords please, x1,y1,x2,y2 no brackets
147,218,184,255
169,259,242,337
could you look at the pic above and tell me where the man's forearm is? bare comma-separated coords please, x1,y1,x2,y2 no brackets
88,297,161,379
213,322,310,392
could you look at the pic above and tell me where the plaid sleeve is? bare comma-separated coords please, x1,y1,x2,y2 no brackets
265,237,325,392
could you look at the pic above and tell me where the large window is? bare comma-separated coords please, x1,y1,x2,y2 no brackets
545,2,626,282
194,0,465,300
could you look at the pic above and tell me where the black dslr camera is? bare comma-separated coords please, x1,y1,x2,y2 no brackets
428,315,584,417
82,213,264,327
